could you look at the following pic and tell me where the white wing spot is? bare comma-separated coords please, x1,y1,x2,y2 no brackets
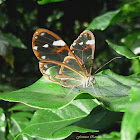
86,40,95,45
33,46,38,50
53,40,65,46
79,42,83,45
35,36,38,39
40,32,45,36
44,64,48,68
43,70,46,74
43,69,48,75
39,62,43,65
43,44,49,48
84,33,88,36
73,42,76,46
41,56,46,59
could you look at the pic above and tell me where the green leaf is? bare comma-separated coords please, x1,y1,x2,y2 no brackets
0,75,81,110
106,40,139,59
87,0,140,30
37,0,64,5
0,108,6,140
8,112,33,140
120,31,140,58
2,33,27,49
120,31,140,48
131,59,140,73
95,70,140,111
0,31,27,67
121,87,140,140
87,10,120,30
0,0,6,4
0,68,139,112
0,38,14,68
17,100,120,139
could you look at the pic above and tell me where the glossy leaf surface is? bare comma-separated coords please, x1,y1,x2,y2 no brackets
17,100,121,139
0,68,139,112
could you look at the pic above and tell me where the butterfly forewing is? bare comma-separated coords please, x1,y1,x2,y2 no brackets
69,30,95,75
32,28,69,62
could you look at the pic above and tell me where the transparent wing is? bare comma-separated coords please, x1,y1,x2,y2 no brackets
69,30,95,75
39,60,83,87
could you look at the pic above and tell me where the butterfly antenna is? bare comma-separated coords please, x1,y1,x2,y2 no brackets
94,57,121,74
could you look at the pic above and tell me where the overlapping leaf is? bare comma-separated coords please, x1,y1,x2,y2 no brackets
15,100,121,139
121,87,140,140
106,40,140,59
0,108,6,140
0,31,27,68
7,112,33,140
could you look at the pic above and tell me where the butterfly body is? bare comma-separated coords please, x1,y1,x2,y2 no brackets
32,28,95,88
82,75,95,88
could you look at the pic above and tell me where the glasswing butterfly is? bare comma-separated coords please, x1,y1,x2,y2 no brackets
32,29,96,89
32,28,123,97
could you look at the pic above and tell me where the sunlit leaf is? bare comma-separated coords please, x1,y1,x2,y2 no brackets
2,33,27,49
0,108,6,140
131,59,140,73
121,87,140,140
106,40,139,59
87,10,120,30
37,0,64,5
16,101,121,139
0,68,139,112
87,1,140,30
0,0,6,5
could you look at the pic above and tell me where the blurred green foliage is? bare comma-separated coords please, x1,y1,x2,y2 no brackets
0,0,140,139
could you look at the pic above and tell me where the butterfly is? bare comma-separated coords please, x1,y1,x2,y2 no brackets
32,28,96,89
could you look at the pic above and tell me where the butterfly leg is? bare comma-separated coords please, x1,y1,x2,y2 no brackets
91,84,100,97
63,86,75,98
92,78,104,98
